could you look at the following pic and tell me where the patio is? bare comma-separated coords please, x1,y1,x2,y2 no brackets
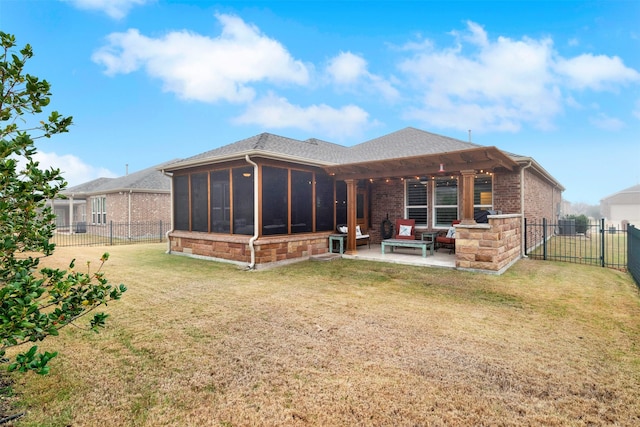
338,243,456,269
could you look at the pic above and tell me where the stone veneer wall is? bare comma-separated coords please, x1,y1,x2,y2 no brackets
455,214,521,274
169,231,331,267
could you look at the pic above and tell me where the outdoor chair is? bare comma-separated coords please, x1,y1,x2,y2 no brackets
436,220,460,253
336,224,371,248
394,218,416,240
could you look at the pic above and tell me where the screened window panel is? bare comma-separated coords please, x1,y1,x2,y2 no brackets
335,181,347,226
315,173,334,232
174,175,189,231
291,170,312,233
190,173,209,232
232,167,254,235
210,170,230,233
261,166,288,235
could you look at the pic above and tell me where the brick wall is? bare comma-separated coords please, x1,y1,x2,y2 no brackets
370,180,405,243
106,192,171,224
455,214,521,273
523,169,561,223
169,231,331,267
493,172,521,214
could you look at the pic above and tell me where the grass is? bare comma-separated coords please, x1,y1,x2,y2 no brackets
528,233,628,269
6,243,640,426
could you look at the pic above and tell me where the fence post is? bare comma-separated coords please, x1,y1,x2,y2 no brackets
543,218,547,261
110,221,113,246
600,218,605,267
159,220,163,242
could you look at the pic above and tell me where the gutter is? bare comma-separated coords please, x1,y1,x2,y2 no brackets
520,161,533,257
161,170,174,254
245,155,259,270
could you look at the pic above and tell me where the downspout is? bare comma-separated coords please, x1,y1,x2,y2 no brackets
128,190,132,239
520,161,533,257
161,170,174,253
245,155,259,270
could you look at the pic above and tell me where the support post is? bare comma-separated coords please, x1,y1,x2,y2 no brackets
345,179,357,254
460,170,476,225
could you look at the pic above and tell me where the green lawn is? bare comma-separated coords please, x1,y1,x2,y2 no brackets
6,243,640,426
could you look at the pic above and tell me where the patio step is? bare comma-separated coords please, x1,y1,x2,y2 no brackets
311,253,342,262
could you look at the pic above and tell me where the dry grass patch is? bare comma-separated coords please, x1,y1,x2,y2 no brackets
8,244,640,426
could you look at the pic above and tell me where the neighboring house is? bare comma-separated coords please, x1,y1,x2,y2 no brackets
162,127,564,272
600,184,640,228
52,161,175,236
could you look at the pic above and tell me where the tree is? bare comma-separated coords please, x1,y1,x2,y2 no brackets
0,32,126,374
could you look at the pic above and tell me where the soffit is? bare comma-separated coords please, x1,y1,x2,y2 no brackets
323,146,518,180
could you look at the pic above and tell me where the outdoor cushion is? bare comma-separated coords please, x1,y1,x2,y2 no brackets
394,218,416,240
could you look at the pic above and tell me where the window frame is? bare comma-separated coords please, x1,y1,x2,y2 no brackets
91,196,106,225
405,179,428,226
433,177,459,228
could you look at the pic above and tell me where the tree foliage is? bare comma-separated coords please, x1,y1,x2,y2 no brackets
0,32,126,374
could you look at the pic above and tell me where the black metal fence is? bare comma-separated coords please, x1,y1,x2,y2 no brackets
628,225,640,287
52,221,170,247
524,218,629,271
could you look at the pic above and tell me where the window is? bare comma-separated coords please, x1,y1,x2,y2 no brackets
232,167,254,235
474,174,493,212
434,177,458,227
291,170,312,233
262,166,288,235
174,175,189,231
91,196,106,225
210,170,230,233
405,179,428,225
191,173,208,232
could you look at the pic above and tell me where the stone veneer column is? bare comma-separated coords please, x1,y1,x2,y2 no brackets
455,214,522,274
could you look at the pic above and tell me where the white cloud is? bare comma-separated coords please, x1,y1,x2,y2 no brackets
555,54,640,90
33,151,118,186
327,51,368,84
326,51,399,101
396,20,640,133
233,93,370,139
92,13,310,103
64,0,153,19
589,113,625,131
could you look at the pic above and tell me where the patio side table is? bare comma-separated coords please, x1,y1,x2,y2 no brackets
329,234,346,254
420,231,438,255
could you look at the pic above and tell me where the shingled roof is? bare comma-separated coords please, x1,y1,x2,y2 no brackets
348,127,481,161
62,160,178,196
601,184,640,205
168,133,350,169
161,127,562,190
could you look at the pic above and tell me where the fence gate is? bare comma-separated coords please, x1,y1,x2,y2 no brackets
524,218,629,271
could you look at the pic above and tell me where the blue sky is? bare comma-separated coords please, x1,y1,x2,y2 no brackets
2,0,639,205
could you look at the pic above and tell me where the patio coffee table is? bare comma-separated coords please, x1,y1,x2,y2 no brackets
381,239,434,257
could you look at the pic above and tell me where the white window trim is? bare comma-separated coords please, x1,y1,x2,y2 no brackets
404,179,428,226
432,177,459,229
